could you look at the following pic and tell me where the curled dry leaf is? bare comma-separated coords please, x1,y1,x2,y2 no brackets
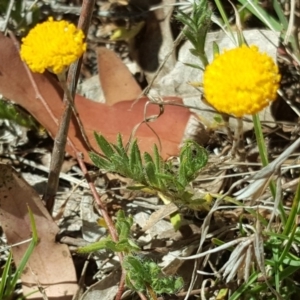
0,33,194,163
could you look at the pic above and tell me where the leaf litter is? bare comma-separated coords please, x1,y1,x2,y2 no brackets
0,0,300,299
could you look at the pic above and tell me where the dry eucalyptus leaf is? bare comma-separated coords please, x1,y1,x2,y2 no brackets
0,33,194,161
0,164,77,299
97,47,142,105
140,202,179,233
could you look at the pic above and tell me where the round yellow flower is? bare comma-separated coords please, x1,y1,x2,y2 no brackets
20,17,86,74
203,45,280,117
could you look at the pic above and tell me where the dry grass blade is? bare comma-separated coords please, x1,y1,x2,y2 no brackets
234,136,300,200
220,237,254,282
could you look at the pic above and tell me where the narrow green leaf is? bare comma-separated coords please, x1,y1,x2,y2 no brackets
94,133,115,158
127,185,148,191
183,62,204,71
272,0,288,29
169,212,182,231
282,252,300,267
6,207,38,296
229,272,259,300
153,144,162,172
77,238,114,253
89,152,111,170
214,0,236,42
145,161,159,188
0,252,12,298
113,134,129,162
143,152,154,165
237,0,282,31
129,140,144,181
116,239,140,252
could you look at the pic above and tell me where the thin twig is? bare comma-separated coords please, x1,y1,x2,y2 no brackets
43,0,96,212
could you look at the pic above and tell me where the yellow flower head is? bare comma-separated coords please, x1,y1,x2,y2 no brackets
20,17,86,74
203,45,280,117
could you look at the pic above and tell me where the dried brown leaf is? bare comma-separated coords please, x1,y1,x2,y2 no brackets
0,33,194,162
97,47,142,105
0,164,77,299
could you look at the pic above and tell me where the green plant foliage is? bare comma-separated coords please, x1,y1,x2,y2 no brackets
0,99,40,130
78,210,183,298
77,210,140,254
90,133,208,210
123,255,184,298
176,0,212,67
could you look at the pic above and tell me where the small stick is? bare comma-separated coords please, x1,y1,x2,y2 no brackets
43,0,95,212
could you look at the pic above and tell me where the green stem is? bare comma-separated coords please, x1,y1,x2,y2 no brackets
283,176,300,236
252,114,286,224
214,0,236,43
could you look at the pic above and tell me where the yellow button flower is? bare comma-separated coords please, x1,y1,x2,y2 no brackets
203,45,280,117
20,17,86,74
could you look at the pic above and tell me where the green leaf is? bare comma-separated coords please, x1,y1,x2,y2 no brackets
94,132,115,159
123,256,184,296
144,152,154,165
178,140,208,185
0,99,39,130
0,252,12,299
127,184,149,191
153,144,162,172
77,237,114,253
129,140,144,181
170,212,182,231
89,152,111,170
5,206,38,296
145,161,159,187
176,0,211,67
116,239,140,252
213,41,220,56
183,62,204,71
237,0,282,31
116,212,132,240
282,252,300,267
113,134,129,162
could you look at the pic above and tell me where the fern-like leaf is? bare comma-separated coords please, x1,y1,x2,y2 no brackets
145,161,159,188
129,140,144,182
112,134,129,162
89,152,111,170
94,132,115,159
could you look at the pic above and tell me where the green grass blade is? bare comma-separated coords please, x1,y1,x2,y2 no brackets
0,251,13,298
229,271,258,300
237,0,282,31
272,0,288,29
284,178,300,236
214,0,236,42
6,207,38,296
279,226,297,266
